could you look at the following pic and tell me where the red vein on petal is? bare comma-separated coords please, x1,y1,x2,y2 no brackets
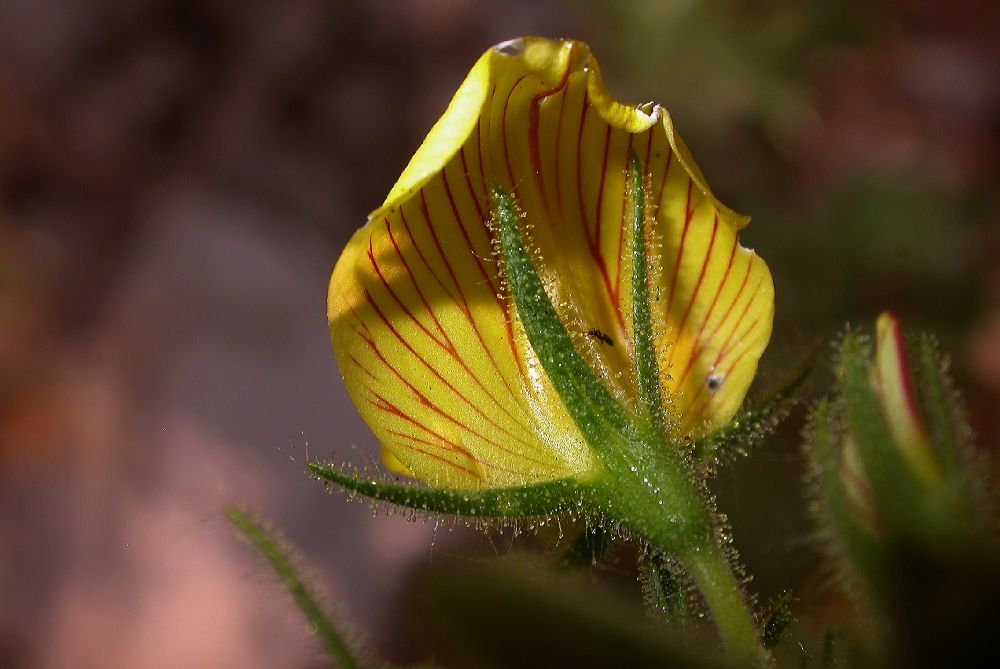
349,354,380,384
459,142,489,240
553,81,570,226
500,75,529,189
710,273,767,371
679,274,767,420
388,429,525,477
371,231,534,437
698,254,753,359
575,102,593,249
682,318,768,431
668,214,719,365
362,288,540,459
655,148,674,214
593,124,612,245
406,196,523,411
417,189,519,393
674,236,738,387
350,348,481,472
357,297,542,464
389,217,529,432
365,391,483,479
440,164,528,394
385,220,447,341
528,50,574,221
594,125,623,329
665,180,695,315
368,239,446,349
476,103,488,196
399,210,459,306
715,300,766,371
384,430,483,480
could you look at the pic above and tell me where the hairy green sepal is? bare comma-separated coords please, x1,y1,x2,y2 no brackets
627,152,665,431
310,462,584,517
225,507,361,669
491,182,630,444
641,549,689,628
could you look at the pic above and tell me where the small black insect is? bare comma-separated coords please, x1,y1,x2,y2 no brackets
586,328,614,347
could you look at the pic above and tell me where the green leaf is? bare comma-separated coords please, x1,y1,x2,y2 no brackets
310,462,586,518
225,507,363,669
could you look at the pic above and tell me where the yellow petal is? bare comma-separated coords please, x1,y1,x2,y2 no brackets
328,37,773,487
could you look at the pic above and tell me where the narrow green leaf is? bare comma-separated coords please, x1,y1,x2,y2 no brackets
310,462,585,517
628,151,665,431
491,183,630,446
225,507,361,669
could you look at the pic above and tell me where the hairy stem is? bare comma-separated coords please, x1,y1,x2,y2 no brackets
684,543,765,666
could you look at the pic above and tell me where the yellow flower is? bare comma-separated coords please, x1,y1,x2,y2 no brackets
328,37,774,489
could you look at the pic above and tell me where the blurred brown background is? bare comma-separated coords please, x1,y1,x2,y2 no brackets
1,1,997,667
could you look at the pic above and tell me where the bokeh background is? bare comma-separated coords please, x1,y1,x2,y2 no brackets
1,1,997,667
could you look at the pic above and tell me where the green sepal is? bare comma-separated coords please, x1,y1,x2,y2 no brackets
225,506,363,669
909,334,973,492
627,151,665,431
838,332,927,530
640,548,689,629
805,399,882,578
310,461,586,518
693,349,816,465
759,590,794,650
491,183,630,446
557,524,613,570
